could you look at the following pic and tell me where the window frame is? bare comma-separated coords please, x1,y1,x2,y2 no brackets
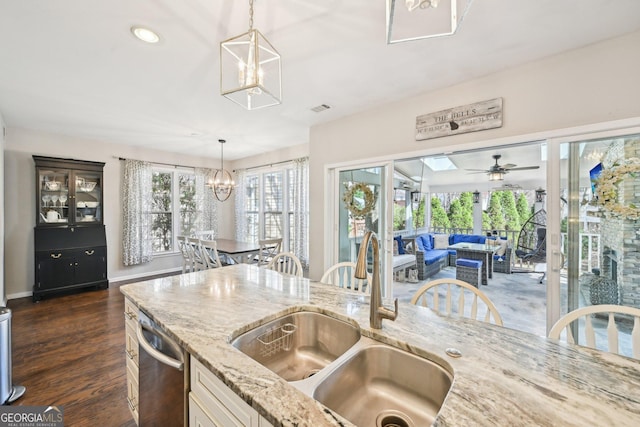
244,165,295,250
150,166,202,255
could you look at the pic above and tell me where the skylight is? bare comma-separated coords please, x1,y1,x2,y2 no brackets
421,156,457,171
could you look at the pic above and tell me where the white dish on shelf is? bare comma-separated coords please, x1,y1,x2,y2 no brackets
57,219,68,222
45,181,60,191
85,201,99,208
77,202,86,208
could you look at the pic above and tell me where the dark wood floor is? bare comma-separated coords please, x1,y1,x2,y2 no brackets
7,284,137,427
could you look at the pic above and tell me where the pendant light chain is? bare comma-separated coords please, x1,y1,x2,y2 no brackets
248,0,254,31
220,140,224,172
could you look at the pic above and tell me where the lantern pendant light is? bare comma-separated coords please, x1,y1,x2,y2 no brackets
220,0,282,110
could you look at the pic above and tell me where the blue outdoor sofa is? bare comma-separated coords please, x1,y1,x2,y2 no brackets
401,233,512,280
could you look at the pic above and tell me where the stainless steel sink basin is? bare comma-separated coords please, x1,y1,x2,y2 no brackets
231,311,361,381
312,344,453,427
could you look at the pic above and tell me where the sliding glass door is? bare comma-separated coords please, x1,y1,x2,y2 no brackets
335,164,392,298
556,133,640,357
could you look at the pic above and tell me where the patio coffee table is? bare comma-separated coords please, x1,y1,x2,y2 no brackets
448,242,498,286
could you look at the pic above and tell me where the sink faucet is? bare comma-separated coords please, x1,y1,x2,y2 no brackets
355,231,398,329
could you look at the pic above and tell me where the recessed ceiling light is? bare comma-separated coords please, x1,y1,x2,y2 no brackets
131,26,160,44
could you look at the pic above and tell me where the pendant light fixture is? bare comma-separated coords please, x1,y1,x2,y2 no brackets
210,139,235,202
386,0,474,44
220,0,282,110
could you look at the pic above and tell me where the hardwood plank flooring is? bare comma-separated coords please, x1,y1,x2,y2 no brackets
7,284,137,427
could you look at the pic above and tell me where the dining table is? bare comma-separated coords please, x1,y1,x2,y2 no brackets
214,239,260,264
448,241,498,286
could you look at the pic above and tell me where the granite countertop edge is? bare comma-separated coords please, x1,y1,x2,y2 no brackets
120,265,640,427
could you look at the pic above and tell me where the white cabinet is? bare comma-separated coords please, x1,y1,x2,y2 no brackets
123,297,139,425
190,356,273,427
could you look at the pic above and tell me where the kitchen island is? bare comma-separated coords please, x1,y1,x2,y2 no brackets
120,264,640,426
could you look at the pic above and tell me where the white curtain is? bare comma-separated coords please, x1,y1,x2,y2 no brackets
234,168,248,242
122,159,153,265
195,168,218,235
291,157,309,267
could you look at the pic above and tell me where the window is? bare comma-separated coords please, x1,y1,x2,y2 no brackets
151,171,172,252
245,175,260,244
243,167,294,249
263,171,283,239
150,169,205,254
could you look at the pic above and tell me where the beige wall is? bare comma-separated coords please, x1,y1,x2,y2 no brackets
3,127,224,299
309,30,640,280
219,143,309,240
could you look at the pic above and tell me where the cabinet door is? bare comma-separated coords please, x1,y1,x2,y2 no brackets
74,247,107,284
37,167,71,226
73,171,103,224
36,252,75,290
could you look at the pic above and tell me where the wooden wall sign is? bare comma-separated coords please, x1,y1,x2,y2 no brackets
415,98,503,141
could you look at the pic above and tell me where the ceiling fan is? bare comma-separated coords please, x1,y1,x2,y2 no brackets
467,154,539,181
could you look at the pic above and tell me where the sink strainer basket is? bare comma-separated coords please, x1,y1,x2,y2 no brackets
257,323,297,357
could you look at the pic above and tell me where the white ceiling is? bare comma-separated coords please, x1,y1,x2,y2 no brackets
1,0,640,160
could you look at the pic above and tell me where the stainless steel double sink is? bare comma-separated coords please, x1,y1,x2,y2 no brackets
231,311,453,427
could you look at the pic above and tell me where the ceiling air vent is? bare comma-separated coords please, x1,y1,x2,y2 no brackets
311,104,331,113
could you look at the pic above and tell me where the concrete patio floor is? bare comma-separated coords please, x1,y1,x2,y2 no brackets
392,266,635,359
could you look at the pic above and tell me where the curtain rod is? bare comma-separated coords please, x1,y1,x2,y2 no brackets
235,157,307,173
115,156,200,171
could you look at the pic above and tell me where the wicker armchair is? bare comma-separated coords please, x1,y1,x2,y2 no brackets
493,244,513,274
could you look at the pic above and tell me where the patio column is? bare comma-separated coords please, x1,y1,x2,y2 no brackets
473,195,483,235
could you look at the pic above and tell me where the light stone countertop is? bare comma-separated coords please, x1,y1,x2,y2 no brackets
120,265,640,427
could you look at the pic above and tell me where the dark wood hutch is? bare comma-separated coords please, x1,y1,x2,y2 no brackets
33,155,108,301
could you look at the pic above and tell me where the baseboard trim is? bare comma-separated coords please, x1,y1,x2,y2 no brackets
7,291,32,300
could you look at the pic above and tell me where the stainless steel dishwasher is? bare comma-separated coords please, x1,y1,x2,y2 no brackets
136,310,189,426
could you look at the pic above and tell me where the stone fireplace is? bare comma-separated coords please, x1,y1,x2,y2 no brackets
597,139,640,309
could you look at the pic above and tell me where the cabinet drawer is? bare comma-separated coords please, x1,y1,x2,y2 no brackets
125,322,139,369
126,363,139,425
124,298,138,326
189,393,217,427
191,357,260,427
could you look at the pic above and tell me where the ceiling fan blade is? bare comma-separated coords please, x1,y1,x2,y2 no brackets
464,168,489,172
508,166,540,171
501,163,517,169
466,171,488,174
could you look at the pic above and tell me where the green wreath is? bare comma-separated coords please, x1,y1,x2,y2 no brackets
343,182,376,219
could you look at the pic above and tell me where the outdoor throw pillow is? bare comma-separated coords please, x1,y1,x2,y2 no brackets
434,234,449,250
496,239,509,256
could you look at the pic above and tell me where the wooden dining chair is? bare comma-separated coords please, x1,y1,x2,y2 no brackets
256,238,283,266
187,237,208,271
320,262,370,293
266,252,303,278
194,230,216,240
548,304,640,359
199,239,222,269
177,236,194,273
410,278,504,326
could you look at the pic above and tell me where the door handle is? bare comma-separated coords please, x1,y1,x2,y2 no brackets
50,253,62,259
85,250,95,256
136,322,184,370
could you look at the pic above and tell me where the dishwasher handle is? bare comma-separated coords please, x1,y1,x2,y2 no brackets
136,321,184,371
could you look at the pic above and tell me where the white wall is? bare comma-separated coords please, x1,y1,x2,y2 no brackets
309,30,640,280
0,112,5,305
3,128,223,299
